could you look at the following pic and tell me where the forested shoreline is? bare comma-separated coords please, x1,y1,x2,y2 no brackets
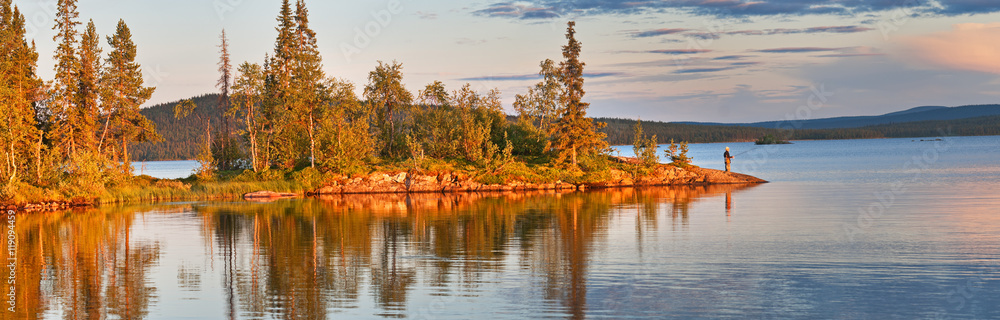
136,105,1000,160
1,0,637,206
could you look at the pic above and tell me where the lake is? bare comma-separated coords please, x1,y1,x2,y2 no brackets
10,135,1000,319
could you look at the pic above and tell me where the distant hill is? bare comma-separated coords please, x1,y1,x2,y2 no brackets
133,93,226,161
599,114,1000,146
131,96,1000,161
676,104,1000,129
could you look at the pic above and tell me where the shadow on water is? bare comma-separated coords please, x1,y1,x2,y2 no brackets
12,184,759,319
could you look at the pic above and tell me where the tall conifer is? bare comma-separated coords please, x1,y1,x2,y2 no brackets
100,20,159,167
1,1,44,186
50,0,81,156
550,21,607,167
77,20,101,152
291,0,324,168
216,29,234,170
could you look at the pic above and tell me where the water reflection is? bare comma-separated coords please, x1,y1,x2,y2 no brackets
13,208,161,319
14,185,757,319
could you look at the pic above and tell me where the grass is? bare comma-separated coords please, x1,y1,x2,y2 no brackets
2,154,661,207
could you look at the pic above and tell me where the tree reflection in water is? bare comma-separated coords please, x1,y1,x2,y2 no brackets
13,184,757,319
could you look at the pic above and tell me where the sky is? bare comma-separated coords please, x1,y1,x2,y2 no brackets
17,0,1000,123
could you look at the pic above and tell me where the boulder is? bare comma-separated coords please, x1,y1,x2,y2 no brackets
244,191,298,200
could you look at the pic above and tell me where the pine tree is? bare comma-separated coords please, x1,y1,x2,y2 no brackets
290,0,325,168
100,19,159,168
0,1,44,187
216,29,235,170
49,0,81,157
76,20,101,152
260,0,300,168
550,21,608,167
270,0,295,95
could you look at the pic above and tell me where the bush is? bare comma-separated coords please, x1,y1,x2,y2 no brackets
291,167,324,190
506,118,547,157
666,139,693,166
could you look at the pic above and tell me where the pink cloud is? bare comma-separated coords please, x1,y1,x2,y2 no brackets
899,23,1000,74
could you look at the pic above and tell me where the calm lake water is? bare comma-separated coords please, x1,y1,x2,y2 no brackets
11,136,1000,319
131,160,200,180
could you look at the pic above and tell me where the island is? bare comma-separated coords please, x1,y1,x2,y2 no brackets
755,134,793,145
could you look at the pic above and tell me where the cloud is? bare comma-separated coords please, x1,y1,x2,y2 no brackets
815,53,885,58
897,23,1000,74
674,67,738,74
456,38,488,45
755,47,844,53
631,28,690,38
678,25,873,40
650,49,712,55
416,11,438,19
713,55,752,60
474,1,1000,19
459,72,624,81
459,74,540,81
472,3,559,19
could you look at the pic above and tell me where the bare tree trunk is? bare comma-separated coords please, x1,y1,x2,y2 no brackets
309,112,315,168
7,142,16,186
571,147,577,167
98,111,112,154
36,132,43,184
247,108,259,172
205,119,212,157
122,136,129,172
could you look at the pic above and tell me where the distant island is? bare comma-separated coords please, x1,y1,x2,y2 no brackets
755,134,792,145
596,105,1000,146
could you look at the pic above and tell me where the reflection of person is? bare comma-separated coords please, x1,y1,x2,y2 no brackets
724,147,734,172
726,191,733,217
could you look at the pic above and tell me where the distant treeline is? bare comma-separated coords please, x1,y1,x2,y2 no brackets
133,94,225,161
598,116,1000,146
136,109,999,161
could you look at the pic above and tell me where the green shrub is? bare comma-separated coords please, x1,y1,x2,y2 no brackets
291,167,324,190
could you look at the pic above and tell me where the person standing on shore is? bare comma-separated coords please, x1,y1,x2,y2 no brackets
724,147,734,172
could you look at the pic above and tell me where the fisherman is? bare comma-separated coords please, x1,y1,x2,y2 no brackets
724,147,734,172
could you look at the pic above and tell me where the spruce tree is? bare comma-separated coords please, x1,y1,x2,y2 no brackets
0,1,44,187
290,0,325,168
261,0,298,168
49,0,81,157
216,29,234,170
550,21,607,167
100,19,159,168
77,20,101,152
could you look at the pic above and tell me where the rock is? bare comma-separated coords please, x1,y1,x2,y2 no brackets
244,191,298,199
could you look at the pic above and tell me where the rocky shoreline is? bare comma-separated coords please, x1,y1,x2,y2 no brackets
5,165,766,211
307,165,766,196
